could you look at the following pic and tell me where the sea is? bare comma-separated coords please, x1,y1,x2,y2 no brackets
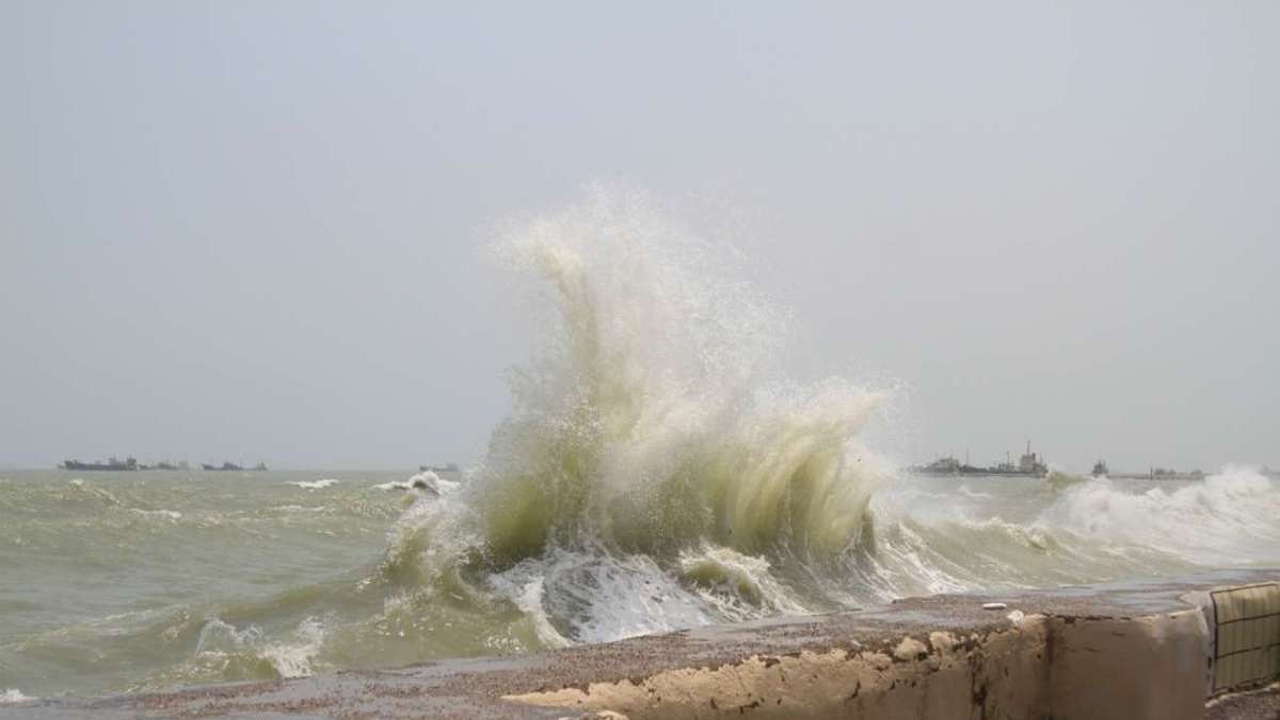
4,189,1278,702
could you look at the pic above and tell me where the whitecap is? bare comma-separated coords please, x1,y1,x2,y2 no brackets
374,471,457,495
1,689,33,704
259,617,326,678
130,508,183,520
288,479,339,490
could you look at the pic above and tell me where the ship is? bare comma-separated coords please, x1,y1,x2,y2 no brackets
419,462,459,473
61,457,139,471
1091,459,1109,477
911,441,1049,478
200,461,268,471
201,462,244,472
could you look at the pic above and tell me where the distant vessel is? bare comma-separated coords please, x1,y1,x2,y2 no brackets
419,462,459,473
911,441,1049,478
199,462,268,471
155,461,189,471
61,457,139,471
201,462,244,472
1091,459,1109,477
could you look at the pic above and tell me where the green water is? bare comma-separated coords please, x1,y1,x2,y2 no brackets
0,470,545,698
3,467,1277,702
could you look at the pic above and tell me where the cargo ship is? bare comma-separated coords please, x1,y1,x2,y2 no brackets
61,457,140,471
911,441,1049,478
200,462,268,471
419,462,459,473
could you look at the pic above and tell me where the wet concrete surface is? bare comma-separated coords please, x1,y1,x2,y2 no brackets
4,568,1276,720
1208,686,1280,720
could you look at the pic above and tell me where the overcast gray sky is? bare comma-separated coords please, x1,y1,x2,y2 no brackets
2,1,1276,472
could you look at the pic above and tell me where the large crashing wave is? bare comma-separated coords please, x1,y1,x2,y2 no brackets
473,187,888,565
380,187,892,645
383,189,1280,649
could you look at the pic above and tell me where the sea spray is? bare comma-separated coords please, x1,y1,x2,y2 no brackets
470,187,890,569
1043,465,1280,565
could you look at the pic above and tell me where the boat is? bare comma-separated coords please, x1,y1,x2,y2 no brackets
61,457,139,471
419,463,459,473
1091,459,1109,477
201,462,244,472
911,441,1049,478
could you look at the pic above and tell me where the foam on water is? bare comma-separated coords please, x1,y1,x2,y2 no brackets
288,479,340,490
1043,466,1279,566
0,689,32,704
373,471,459,495
187,616,327,681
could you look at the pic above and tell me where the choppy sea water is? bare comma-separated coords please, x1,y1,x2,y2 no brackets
4,189,1277,701
1,467,1276,701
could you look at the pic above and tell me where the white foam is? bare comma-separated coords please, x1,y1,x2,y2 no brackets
1043,466,1280,566
491,549,716,645
130,508,183,520
374,471,459,495
259,617,326,678
194,617,325,679
676,544,808,618
0,689,32,704
288,479,339,490
510,578,572,649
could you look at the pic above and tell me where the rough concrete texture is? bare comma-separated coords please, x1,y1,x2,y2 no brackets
2,569,1276,720
1207,684,1280,720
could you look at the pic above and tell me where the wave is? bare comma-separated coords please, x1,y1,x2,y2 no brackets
129,508,183,521
270,188,895,655
373,470,459,495
190,616,326,680
1041,466,1279,566
288,479,340,490
354,190,1280,652
0,689,33,704
472,188,887,567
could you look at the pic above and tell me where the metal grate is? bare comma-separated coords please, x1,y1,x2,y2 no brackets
1211,582,1280,692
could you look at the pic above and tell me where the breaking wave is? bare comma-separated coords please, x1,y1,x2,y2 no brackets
352,188,1280,651
288,479,340,490
0,689,32,705
1044,466,1280,566
375,187,894,642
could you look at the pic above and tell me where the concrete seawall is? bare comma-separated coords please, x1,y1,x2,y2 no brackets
5,570,1277,720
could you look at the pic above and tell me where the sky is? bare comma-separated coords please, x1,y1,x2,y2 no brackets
2,1,1276,472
